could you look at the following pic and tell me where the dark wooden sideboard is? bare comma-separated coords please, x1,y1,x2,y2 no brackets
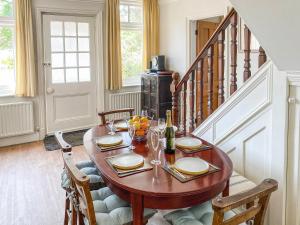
141,71,173,119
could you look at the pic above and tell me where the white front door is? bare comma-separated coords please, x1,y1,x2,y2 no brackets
43,15,98,134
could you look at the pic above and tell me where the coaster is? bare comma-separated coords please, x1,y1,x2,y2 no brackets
163,161,220,183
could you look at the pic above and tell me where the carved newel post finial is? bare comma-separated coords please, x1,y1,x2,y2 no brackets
170,72,180,127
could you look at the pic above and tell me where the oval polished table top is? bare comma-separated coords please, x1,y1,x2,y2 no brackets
83,126,233,225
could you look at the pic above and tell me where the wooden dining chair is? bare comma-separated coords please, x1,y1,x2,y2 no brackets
98,108,134,125
164,178,278,225
62,151,156,225
55,131,105,225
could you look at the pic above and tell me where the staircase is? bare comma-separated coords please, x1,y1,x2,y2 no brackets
170,8,267,132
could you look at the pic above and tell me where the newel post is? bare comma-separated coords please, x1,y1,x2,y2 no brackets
170,72,180,127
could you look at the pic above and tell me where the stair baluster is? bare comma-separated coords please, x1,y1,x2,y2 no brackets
170,72,180,127
217,31,225,106
183,81,187,134
259,47,267,67
170,8,267,132
207,45,214,115
230,12,238,95
243,25,251,81
189,71,195,132
197,60,204,125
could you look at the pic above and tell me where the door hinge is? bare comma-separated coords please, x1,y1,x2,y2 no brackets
195,29,198,36
288,97,296,104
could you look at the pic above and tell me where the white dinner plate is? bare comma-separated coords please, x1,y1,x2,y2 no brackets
96,135,123,147
111,153,144,170
174,157,209,175
114,121,128,130
175,137,202,149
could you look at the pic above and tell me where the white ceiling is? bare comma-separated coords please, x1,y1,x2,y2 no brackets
230,0,300,71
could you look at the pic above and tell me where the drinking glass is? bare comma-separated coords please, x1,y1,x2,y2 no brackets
157,118,166,137
127,123,136,150
150,129,162,165
141,110,148,117
107,119,116,135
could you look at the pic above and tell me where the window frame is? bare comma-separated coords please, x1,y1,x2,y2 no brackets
120,0,143,87
0,0,16,97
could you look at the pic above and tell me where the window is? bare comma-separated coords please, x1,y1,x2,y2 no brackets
120,1,143,86
0,0,15,96
50,20,92,84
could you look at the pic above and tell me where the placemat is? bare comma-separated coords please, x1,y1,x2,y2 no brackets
163,161,220,183
176,144,212,154
105,152,153,177
96,143,130,152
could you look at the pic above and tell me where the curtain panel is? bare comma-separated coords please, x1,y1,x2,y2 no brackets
15,0,37,97
105,0,122,90
143,0,160,70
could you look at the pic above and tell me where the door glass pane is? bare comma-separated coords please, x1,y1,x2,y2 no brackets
65,37,77,51
78,38,89,51
66,68,78,83
78,23,89,36
51,53,64,68
51,37,63,51
65,53,77,67
51,21,63,36
64,22,76,36
79,68,90,82
52,69,65,83
78,53,90,67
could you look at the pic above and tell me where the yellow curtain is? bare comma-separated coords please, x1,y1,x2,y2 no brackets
143,0,160,70
106,0,122,90
15,0,37,97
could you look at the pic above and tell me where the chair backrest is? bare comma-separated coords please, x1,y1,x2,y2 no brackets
98,108,134,125
212,178,278,225
55,131,72,152
62,152,97,225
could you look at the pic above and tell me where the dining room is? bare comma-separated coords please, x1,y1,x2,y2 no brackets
0,0,299,225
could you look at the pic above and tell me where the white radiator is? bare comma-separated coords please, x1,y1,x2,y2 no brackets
109,92,141,119
0,102,34,138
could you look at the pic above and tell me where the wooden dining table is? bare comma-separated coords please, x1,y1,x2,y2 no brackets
83,125,233,225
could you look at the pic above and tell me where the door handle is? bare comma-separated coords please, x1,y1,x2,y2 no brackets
46,87,55,94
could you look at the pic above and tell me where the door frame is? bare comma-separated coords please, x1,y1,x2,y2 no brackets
35,7,105,137
286,73,300,225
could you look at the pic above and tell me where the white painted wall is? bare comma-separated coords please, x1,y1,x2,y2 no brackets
159,0,230,75
230,0,300,71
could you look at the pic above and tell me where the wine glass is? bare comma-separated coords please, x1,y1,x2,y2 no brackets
107,119,116,135
150,129,162,165
127,122,136,150
141,110,148,118
157,118,166,137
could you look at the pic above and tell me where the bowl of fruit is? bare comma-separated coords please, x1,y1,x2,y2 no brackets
127,115,151,142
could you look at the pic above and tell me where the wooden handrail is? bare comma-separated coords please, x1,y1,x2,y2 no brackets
171,7,268,131
175,8,237,92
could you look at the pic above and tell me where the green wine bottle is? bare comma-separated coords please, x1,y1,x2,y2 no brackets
165,110,175,154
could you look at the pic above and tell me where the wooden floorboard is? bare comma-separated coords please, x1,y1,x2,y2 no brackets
0,141,89,225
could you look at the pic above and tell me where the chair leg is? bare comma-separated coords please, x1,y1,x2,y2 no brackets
71,203,77,225
64,193,70,225
78,211,85,225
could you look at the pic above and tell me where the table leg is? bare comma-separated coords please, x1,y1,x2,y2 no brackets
222,179,230,197
131,193,144,225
